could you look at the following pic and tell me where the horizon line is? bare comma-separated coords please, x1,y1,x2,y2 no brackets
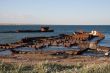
0,23,110,25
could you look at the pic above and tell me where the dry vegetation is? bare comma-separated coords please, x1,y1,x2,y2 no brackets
0,53,110,73
0,60,110,73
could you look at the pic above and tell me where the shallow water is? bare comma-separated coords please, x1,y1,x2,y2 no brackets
14,47,36,52
0,50,12,56
82,51,104,57
43,46,79,51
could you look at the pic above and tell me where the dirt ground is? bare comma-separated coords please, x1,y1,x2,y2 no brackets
0,51,110,65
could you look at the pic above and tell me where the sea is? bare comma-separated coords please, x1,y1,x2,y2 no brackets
0,25,110,56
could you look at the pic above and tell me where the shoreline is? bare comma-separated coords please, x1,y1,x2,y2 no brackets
0,29,109,66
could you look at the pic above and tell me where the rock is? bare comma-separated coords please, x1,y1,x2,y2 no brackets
105,52,109,56
89,42,97,49
97,46,110,52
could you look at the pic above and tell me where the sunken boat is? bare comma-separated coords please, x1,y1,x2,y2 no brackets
0,26,54,33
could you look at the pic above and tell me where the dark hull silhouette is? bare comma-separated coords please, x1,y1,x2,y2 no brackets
0,30,54,33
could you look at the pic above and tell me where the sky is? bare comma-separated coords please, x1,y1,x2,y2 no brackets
0,0,110,25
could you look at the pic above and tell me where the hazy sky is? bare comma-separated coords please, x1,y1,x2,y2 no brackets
0,0,110,25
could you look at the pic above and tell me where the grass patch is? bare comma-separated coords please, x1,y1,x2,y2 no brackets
0,61,110,73
80,63,110,73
